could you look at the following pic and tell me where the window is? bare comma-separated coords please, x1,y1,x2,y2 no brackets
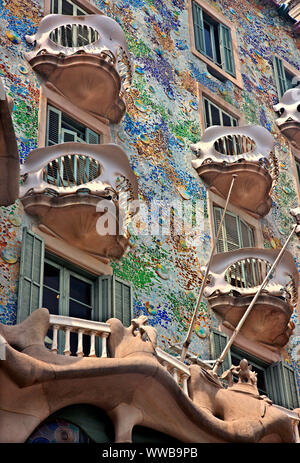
17,229,133,340
51,0,87,15
46,105,100,186
211,330,299,409
213,206,255,253
204,96,238,128
43,258,95,355
296,159,300,185
47,105,100,146
273,56,300,99
191,0,236,77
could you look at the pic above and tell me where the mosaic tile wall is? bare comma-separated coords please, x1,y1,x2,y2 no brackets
0,0,299,384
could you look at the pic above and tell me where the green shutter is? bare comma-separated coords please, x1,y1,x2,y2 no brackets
17,228,45,323
46,105,62,146
192,1,205,54
98,276,133,326
265,361,299,410
219,23,236,77
86,128,99,144
210,329,232,375
273,56,288,99
213,206,226,253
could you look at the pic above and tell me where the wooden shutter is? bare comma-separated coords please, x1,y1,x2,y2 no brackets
62,128,77,143
273,56,288,98
210,329,232,374
192,1,205,54
213,206,225,253
219,24,235,77
98,276,133,326
265,361,299,410
224,212,241,251
17,228,45,323
86,128,99,144
46,105,62,146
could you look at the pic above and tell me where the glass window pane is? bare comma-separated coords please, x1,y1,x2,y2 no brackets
211,104,221,126
69,300,92,321
70,276,92,306
44,263,60,291
204,22,213,59
42,287,59,315
204,99,210,127
222,112,232,127
62,0,74,15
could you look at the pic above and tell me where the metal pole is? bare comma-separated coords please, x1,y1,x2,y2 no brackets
212,224,297,375
180,175,238,362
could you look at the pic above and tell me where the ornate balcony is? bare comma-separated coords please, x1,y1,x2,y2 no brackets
0,78,19,206
202,248,298,351
25,15,132,123
274,88,300,150
0,308,299,443
191,126,278,217
20,142,138,259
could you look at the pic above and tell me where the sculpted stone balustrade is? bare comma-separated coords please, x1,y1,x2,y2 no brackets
191,125,278,217
274,88,300,150
25,14,133,123
20,142,138,259
202,248,299,350
0,308,299,443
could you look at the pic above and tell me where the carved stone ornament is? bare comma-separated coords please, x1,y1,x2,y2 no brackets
202,247,298,351
191,125,278,217
274,88,300,150
20,142,138,259
0,308,298,443
25,15,133,123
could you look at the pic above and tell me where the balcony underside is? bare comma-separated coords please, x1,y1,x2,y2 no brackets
29,53,125,123
208,294,293,351
21,193,128,259
0,84,19,206
194,162,273,217
277,121,300,150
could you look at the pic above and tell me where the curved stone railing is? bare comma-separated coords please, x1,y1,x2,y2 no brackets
25,14,132,92
20,142,138,201
47,315,191,397
156,347,190,397
49,315,111,357
191,125,278,185
203,248,299,309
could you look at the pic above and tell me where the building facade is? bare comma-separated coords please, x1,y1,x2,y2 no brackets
0,0,300,443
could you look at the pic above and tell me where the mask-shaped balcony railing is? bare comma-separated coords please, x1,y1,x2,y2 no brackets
25,15,132,123
20,142,138,259
191,126,279,217
274,88,300,150
202,248,298,350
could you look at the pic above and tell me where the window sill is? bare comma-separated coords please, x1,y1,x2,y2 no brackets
191,48,243,89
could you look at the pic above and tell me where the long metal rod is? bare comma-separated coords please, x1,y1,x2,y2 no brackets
212,223,297,374
180,174,238,362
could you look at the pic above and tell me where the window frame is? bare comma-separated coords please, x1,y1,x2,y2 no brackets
273,55,300,99
197,83,244,134
38,86,111,148
207,190,264,251
44,0,103,15
43,253,96,319
213,206,255,253
203,96,238,129
188,0,243,88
